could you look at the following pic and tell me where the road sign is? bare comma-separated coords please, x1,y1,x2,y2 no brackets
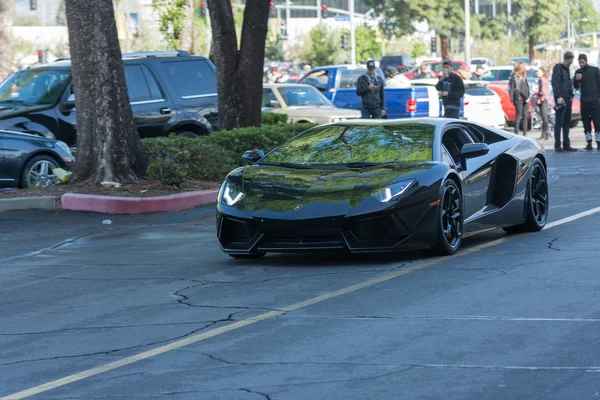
335,15,350,21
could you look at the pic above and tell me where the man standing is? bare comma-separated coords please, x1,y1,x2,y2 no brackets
356,60,386,119
551,51,577,152
471,66,484,80
573,54,600,151
435,60,465,119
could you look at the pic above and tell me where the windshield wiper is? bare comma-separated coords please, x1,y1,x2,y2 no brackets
258,161,312,169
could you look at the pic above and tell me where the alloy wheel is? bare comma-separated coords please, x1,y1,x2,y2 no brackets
530,163,548,225
441,184,462,248
27,160,60,188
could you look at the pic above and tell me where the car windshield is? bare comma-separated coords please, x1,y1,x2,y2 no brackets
260,124,434,166
278,86,332,106
0,69,70,106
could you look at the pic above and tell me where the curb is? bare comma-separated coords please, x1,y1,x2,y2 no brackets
61,189,219,214
0,196,57,212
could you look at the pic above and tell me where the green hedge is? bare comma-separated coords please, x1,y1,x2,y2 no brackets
261,112,288,125
143,120,316,185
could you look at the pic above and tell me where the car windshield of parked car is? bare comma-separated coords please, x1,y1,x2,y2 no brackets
0,69,70,106
278,86,332,107
260,124,434,166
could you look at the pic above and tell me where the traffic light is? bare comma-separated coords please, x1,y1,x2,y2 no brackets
269,2,275,18
36,50,46,64
321,5,328,18
430,36,437,51
199,1,207,18
341,33,349,50
30,0,37,10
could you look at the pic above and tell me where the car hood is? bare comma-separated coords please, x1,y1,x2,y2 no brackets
231,162,438,219
284,106,360,118
0,103,48,120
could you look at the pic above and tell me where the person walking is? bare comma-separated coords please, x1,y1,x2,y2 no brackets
551,51,577,152
573,54,600,151
509,61,530,136
535,67,552,140
356,60,387,119
435,60,465,119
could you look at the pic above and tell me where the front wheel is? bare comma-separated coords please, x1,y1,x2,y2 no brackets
434,179,463,255
20,155,61,189
503,158,548,233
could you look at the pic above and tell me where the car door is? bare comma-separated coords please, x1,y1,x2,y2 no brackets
0,133,6,185
124,64,174,139
441,126,492,221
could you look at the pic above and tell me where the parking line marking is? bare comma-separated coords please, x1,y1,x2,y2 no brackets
3,206,600,400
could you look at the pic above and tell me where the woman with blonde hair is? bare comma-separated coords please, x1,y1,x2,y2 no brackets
509,61,530,136
535,67,552,139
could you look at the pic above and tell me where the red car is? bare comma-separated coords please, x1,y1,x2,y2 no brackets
404,61,470,80
488,82,581,129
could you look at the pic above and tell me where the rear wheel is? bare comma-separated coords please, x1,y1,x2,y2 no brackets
503,158,548,233
228,252,266,259
434,180,463,255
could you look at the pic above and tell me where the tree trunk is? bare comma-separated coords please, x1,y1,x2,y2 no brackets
528,35,535,65
207,0,270,130
440,34,449,60
65,0,148,184
178,0,195,54
0,0,14,80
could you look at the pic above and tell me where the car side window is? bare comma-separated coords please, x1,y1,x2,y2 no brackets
498,70,512,80
262,89,278,107
480,70,494,81
141,66,165,101
442,128,472,167
124,65,152,103
468,125,508,144
301,71,329,92
441,145,455,166
160,60,217,99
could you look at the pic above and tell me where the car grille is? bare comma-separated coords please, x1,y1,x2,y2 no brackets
346,214,409,250
220,217,261,250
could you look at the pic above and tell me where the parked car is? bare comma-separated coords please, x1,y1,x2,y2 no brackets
480,66,538,82
417,61,470,78
380,54,416,73
299,65,442,119
0,129,74,188
509,57,531,65
469,57,495,71
0,50,219,146
261,84,360,124
217,119,548,258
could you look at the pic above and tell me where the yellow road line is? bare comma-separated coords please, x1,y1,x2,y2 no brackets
2,208,598,399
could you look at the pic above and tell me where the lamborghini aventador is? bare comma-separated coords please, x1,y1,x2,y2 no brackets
216,118,548,258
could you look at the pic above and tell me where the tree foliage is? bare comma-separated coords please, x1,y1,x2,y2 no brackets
355,25,381,62
151,0,189,49
300,24,341,67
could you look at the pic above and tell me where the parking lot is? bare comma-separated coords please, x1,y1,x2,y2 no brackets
2,148,600,399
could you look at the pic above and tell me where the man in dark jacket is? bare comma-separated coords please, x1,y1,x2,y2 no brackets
551,51,577,152
435,59,465,118
574,53,600,150
356,60,386,119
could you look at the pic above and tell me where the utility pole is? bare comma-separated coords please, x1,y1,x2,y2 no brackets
350,0,356,65
316,0,321,21
465,0,470,63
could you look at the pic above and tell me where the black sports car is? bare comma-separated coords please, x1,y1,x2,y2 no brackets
216,118,548,258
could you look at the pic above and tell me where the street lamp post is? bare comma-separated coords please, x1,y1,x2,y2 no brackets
350,0,356,65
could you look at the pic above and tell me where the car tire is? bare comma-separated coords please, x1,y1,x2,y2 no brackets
20,155,61,189
434,179,463,256
228,252,267,259
176,130,198,139
503,158,548,233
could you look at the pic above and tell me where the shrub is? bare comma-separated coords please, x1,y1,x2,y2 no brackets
144,136,236,184
143,123,317,185
261,112,288,125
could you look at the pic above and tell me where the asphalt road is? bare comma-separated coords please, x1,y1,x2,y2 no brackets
2,150,600,399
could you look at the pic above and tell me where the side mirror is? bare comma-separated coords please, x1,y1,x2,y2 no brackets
242,149,265,163
61,93,76,112
461,143,489,160
269,100,281,108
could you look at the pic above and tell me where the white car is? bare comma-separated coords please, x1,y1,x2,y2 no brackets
262,84,360,124
469,57,495,71
480,66,538,82
410,79,505,129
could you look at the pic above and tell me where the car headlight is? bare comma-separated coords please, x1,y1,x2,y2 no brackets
371,179,415,202
219,181,245,206
56,141,72,155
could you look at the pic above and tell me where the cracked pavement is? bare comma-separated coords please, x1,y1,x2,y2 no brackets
2,151,600,399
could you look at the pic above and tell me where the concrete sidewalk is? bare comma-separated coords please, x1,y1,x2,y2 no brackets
521,126,596,151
